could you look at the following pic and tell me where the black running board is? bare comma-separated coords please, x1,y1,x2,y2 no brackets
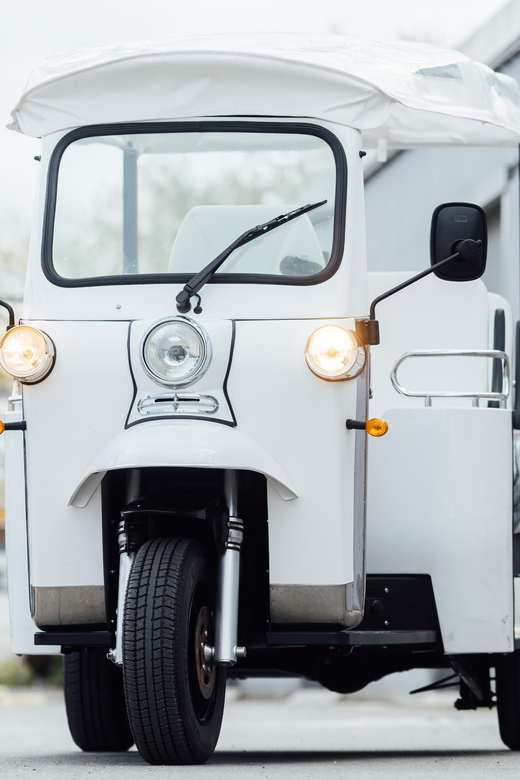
266,629,438,647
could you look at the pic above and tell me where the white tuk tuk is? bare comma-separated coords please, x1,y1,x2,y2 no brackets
4,34,520,764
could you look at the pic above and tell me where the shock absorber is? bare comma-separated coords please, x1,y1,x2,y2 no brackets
212,470,247,665
111,469,141,666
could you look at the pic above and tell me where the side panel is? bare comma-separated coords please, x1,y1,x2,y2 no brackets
367,408,513,654
366,272,514,653
5,401,59,654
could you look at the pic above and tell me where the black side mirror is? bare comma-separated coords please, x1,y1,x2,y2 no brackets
360,202,489,348
430,202,487,282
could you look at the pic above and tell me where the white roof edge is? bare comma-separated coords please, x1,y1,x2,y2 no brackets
8,33,520,148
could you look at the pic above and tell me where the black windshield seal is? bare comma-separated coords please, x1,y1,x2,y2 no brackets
42,120,347,289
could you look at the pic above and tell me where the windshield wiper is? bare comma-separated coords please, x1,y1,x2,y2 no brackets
175,199,327,313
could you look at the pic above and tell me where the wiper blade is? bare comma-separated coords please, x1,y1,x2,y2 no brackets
175,199,327,313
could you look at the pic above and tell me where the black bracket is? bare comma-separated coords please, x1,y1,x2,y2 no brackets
356,319,380,346
4,421,26,431
346,419,366,431
34,631,111,649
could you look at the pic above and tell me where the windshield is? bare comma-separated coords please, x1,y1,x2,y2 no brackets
47,124,344,285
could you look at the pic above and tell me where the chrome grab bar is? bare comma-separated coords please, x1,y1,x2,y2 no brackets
390,349,510,408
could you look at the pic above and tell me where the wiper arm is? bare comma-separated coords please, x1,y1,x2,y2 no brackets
175,199,327,313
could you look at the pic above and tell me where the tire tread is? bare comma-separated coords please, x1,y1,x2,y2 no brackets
123,537,225,765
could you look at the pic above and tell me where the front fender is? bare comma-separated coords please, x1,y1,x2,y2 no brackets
69,420,298,507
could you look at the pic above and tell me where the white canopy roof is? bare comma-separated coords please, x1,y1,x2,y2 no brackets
9,33,520,148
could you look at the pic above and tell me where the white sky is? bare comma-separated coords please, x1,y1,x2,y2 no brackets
0,0,512,245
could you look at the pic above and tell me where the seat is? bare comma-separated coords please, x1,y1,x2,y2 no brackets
168,204,325,276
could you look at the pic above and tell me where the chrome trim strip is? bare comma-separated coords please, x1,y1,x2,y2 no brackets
347,356,369,626
32,585,105,627
391,349,510,408
515,579,520,644
137,392,219,416
270,584,355,627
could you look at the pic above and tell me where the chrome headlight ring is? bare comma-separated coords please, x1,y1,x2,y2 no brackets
140,316,212,388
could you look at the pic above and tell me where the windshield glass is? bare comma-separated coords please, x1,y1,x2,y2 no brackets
49,125,343,285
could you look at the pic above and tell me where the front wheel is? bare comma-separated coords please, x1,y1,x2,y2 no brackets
496,650,520,749
123,537,226,765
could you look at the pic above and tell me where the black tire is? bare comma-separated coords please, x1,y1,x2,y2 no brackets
497,650,520,749
123,537,226,765
496,650,520,750
63,650,134,752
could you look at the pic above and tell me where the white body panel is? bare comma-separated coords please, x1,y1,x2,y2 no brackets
23,320,132,588
367,272,514,653
4,402,59,654
367,408,513,653
228,319,360,588
71,420,297,508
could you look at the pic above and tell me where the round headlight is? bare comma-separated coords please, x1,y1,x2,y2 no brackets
0,326,55,384
142,318,211,387
305,325,365,380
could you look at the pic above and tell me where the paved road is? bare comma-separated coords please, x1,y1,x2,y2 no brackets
0,686,517,778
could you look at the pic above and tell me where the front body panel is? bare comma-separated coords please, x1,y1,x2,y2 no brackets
17,316,366,633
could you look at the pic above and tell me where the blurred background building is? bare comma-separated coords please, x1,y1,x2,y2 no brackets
365,2,520,326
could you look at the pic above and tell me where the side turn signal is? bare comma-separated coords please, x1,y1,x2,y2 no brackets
0,422,4,435
366,418,388,437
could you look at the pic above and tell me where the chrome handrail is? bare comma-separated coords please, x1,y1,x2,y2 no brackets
390,349,510,408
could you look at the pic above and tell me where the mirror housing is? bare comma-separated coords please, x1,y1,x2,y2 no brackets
430,202,487,282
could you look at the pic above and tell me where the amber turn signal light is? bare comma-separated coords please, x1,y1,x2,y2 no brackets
366,418,388,437
0,421,5,435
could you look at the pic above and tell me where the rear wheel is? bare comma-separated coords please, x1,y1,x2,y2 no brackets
496,650,520,749
63,650,134,752
123,537,226,765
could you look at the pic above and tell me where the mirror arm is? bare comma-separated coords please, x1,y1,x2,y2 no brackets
369,251,460,321
360,251,460,347
0,299,15,331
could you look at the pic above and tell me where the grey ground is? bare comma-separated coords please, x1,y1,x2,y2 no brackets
0,685,517,778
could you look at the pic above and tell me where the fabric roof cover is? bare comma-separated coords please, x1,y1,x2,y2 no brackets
8,33,520,148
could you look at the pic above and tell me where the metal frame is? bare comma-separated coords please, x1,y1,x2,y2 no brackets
213,470,246,665
391,349,510,408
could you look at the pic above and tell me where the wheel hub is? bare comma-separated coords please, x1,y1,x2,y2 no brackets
195,606,216,699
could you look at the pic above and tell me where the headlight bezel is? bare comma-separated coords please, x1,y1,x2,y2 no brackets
0,325,56,384
140,316,212,388
305,325,366,381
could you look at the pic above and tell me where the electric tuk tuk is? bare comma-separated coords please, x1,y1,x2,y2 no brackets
4,34,520,764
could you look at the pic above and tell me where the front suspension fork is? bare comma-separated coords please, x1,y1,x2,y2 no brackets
111,469,246,668
211,470,246,666
111,469,140,666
